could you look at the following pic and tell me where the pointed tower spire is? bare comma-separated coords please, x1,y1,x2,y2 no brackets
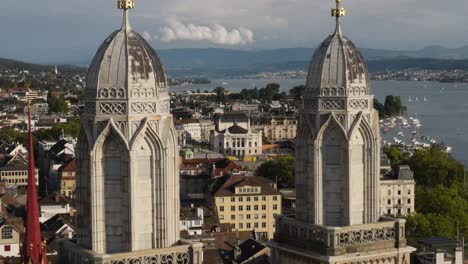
118,0,135,30
331,0,346,34
24,100,48,263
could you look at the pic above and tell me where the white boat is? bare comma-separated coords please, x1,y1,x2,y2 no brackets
424,97,428,102
408,97,412,102
416,97,419,102
398,132,404,137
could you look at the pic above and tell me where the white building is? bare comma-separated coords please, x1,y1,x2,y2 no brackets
175,119,215,143
0,223,21,258
180,207,204,236
380,165,415,216
211,112,262,158
39,193,72,223
175,119,203,142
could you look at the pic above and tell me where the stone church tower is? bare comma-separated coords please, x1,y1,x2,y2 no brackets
268,1,415,263
61,1,203,262
295,1,381,227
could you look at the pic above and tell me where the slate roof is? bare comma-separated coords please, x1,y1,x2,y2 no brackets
220,112,249,124
235,239,267,263
226,125,248,134
39,193,71,206
41,213,76,234
397,165,414,180
213,175,280,197
305,23,369,95
0,154,28,171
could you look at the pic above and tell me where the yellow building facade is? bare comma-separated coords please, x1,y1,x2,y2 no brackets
214,176,281,240
252,117,297,143
59,159,76,197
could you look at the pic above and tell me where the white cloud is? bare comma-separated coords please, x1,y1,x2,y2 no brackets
142,31,151,41
159,18,254,45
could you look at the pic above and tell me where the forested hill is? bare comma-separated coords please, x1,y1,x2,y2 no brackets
0,58,85,73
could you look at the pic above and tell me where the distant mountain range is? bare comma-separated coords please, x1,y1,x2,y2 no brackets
3,45,468,78
157,46,468,77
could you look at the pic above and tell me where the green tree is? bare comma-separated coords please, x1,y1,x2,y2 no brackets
289,85,305,98
373,98,386,119
48,96,69,113
213,87,227,103
382,95,406,118
385,147,468,241
406,148,464,188
256,156,295,188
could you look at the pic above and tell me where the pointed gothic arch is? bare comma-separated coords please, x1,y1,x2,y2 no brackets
76,126,91,247
320,120,347,226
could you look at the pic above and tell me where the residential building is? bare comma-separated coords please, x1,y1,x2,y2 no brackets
0,153,39,189
41,213,76,240
180,207,204,236
200,119,215,143
268,2,415,263
0,221,22,258
252,117,297,142
231,103,259,113
39,193,72,223
23,103,49,115
180,158,243,206
58,159,76,197
380,165,415,216
175,119,203,142
38,139,75,194
213,175,281,240
211,112,262,158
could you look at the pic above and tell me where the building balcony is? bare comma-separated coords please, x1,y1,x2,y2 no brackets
272,215,407,256
59,239,203,264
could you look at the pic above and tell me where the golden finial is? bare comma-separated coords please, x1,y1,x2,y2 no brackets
331,0,346,18
118,0,135,10
118,0,134,30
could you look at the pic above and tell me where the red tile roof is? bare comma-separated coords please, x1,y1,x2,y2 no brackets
59,159,76,173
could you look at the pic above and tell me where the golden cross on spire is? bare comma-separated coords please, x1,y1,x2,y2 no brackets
118,0,135,10
331,0,346,18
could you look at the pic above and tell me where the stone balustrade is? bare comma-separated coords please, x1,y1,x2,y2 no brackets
274,215,407,256
59,240,203,264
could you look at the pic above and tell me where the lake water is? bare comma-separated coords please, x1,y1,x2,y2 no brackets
171,80,468,165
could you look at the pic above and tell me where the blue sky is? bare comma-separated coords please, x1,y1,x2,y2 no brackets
0,0,467,63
